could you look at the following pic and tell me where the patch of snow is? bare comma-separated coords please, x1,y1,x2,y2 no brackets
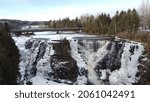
31,76,66,85
12,36,30,51
100,70,107,80
76,76,87,85
70,40,87,69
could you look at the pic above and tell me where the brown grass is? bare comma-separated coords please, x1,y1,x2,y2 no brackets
116,32,150,55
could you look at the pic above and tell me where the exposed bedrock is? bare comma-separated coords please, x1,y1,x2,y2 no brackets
18,38,144,85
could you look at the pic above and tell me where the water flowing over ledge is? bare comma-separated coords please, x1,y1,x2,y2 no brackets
12,32,144,85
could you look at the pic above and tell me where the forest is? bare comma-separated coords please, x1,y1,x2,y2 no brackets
45,9,141,34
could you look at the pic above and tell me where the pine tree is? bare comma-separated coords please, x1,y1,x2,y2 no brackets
0,23,20,84
118,10,126,32
108,11,119,34
131,9,140,33
107,17,116,34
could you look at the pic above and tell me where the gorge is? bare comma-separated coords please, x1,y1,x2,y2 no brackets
12,32,146,85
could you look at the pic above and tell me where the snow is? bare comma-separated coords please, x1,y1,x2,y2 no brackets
33,32,96,40
31,76,66,85
70,40,111,84
109,42,144,85
86,41,110,84
13,36,30,51
13,32,96,43
70,38,144,85
100,70,107,80
70,40,87,69
12,31,144,85
36,41,53,78
75,76,87,85
13,36,30,81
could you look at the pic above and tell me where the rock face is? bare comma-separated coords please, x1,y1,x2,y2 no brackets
22,39,50,84
70,39,144,85
16,37,144,85
51,39,78,82
93,41,124,84
20,38,78,84
95,41,124,71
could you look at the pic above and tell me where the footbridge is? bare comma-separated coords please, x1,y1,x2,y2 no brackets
11,27,83,36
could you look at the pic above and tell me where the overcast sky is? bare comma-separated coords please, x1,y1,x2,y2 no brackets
0,0,142,21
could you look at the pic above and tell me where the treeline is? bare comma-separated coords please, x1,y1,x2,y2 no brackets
108,9,140,34
45,8,140,34
0,19,43,29
0,22,20,84
44,17,82,28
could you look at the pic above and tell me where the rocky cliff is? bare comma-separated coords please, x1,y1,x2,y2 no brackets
13,36,145,85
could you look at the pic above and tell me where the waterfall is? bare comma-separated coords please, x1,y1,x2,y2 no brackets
70,39,144,85
18,38,55,84
70,40,111,84
36,40,54,79
13,36,144,85
109,43,144,85
86,41,110,84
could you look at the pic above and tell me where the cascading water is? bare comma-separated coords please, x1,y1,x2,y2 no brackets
13,35,144,85
86,41,110,84
70,40,110,84
70,39,144,85
19,38,54,84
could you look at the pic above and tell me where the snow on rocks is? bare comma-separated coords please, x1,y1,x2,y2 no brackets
109,42,144,85
12,33,144,85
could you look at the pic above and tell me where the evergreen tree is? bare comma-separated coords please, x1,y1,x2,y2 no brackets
117,10,127,32
83,15,95,33
0,23,20,84
131,9,140,33
107,17,116,34
44,9,140,35
108,11,119,34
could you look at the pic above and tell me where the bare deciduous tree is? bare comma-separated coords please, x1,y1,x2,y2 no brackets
138,0,150,29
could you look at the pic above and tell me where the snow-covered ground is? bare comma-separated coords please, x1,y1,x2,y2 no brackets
12,32,144,85
32,32,96,40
